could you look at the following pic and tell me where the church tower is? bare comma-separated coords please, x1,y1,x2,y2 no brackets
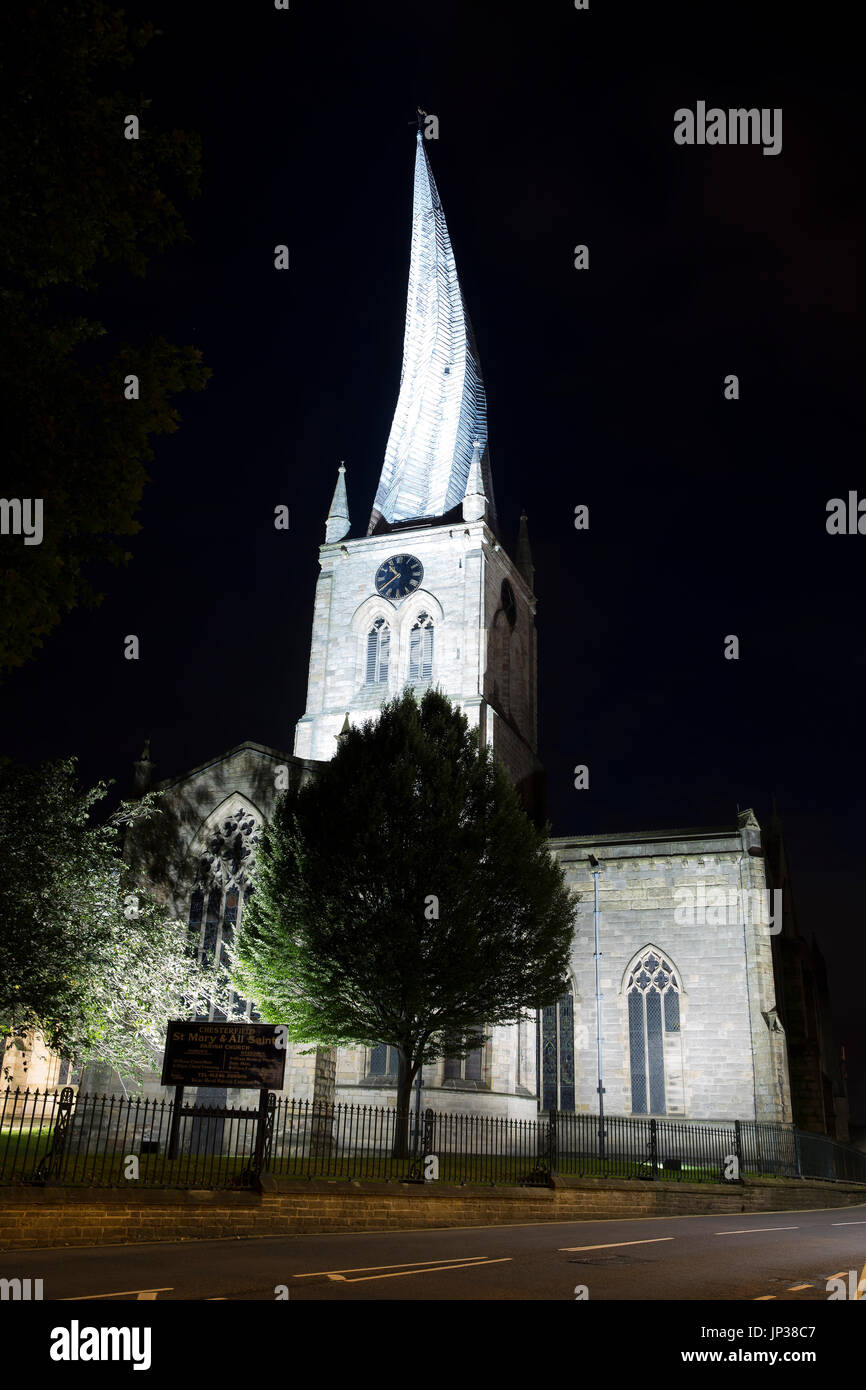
294,128,543,818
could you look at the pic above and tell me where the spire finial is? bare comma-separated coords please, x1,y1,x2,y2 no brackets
462,437,488,522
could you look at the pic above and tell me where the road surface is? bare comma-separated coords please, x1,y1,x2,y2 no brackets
3,1202,865,1301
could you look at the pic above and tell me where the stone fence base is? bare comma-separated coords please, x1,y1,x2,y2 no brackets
0,1175,863,1251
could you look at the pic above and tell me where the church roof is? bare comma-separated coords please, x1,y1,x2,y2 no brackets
367,128,497,536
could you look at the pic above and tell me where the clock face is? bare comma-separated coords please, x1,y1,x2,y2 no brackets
375,553,423,601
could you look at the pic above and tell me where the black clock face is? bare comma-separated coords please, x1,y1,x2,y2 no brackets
375,554,423,601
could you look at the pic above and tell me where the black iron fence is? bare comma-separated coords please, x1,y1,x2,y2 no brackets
2,1085,865,1190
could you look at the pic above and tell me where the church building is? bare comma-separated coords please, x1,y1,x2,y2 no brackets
70,126,847,1139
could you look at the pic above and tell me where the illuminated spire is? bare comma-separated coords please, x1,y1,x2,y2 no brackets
368,129,496,534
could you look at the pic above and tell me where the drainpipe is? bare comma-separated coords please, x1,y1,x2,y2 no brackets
589,855,605,1157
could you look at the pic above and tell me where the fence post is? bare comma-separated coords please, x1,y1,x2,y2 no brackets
792,1126,802,1179
167,1085,184,1160
733,1119,742,1181
548,1108,558,1175
33,1087,75,1183
649,1117,658,1179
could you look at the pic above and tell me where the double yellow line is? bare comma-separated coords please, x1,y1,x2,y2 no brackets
295,1255,511,1284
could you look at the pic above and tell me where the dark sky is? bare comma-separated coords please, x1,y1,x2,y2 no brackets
2,4,863,1120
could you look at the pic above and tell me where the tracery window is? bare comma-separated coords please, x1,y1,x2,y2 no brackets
186,807,262,1021
408,612,434,683
365,617,391,685
541,985,575,1112
627,950,681,1115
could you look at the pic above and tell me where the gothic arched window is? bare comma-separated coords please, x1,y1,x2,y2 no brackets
408,613,434,683
186,807,262,1021
541,985,575,1112
365,617,391,685
627,950,681,1115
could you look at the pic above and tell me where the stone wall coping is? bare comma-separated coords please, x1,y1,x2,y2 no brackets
550,828,741,854
1,1173,862,1211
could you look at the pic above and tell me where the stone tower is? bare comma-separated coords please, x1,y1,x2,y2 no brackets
294,129,543,820
292,126,542,1116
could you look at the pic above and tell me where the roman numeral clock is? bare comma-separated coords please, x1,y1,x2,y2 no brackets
374,553,423,601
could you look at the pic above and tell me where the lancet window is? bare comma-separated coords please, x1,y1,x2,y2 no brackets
541,984,575,1112
365,617,391,685
186,807,262,1021
408,612,434,683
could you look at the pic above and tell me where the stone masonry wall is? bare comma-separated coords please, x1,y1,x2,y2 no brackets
0,1177,863,1251
551,820,792,1124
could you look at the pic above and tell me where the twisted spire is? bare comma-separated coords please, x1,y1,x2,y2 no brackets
368,129,496,533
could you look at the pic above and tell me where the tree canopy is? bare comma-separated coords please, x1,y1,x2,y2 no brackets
0,1,209,675
0,757,238,1084
234,689,576,1144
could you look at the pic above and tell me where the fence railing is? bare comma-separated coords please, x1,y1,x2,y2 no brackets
2,1086,865,1189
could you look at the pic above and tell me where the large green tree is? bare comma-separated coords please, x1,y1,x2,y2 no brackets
235,690,576,1154
0,758,239,1085
0,1,209,675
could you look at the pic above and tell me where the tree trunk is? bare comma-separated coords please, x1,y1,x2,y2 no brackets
391,1048,417,1159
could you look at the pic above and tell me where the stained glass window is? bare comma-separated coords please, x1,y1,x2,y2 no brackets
559,991,575,1112
187,807,262,1022
188,888,204,935
540,987,576,1112
464,1046,482,1081
627,949,681,1115
646,988,665,1115
202,890,221,971
629,989,647,1113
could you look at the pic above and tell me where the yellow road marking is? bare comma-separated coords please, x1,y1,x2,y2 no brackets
560,1237,674,1251
295,1255,492,1277
787,1284,812,1291
754,1295,776,1300
59,1288,172,1300
325,1257,512,1284
715,1227,799,1235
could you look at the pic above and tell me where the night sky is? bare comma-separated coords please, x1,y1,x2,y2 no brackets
2,5,863,1120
